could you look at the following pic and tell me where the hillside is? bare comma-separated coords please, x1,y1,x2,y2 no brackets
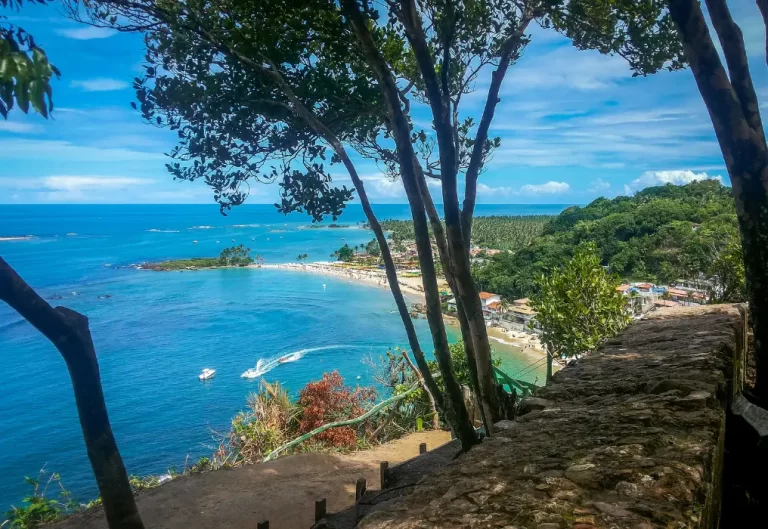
473,180,742,300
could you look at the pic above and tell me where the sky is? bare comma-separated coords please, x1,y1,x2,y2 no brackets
0,1,765,206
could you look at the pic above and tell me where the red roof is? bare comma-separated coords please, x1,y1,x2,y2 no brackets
636,283,654,289
654,300,681,307
487,301,502,310
479,292,498,299
616,284,632,292
667,288,688,297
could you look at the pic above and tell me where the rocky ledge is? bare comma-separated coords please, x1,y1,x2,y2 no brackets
358,305,747,529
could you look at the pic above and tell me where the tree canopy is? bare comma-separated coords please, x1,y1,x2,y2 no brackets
1,0,58,118
530,242,630,381
473,180,742,300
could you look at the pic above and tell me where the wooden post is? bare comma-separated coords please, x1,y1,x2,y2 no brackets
380,461,389,489
257,521,269,529
314,498,327,522
419,442,427,454
355,477,367,500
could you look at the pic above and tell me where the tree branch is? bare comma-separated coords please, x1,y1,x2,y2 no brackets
705,0,764,137
461,13,532,250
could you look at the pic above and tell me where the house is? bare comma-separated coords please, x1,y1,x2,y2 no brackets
506,304,537,326
479,291,501,307
616,284,632,293
446,298,457,311
666,287,689,301
513,297,530,306
634,282,654,292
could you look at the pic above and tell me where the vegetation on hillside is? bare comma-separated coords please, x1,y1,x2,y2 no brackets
473,181,743,301
380,216,551,252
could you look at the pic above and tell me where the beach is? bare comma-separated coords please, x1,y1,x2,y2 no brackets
260,261,545,356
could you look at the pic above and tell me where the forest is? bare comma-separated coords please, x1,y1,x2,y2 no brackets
473,180,743,301
379,216,551,251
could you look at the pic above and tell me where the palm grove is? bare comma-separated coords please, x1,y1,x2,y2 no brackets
0,1,767,528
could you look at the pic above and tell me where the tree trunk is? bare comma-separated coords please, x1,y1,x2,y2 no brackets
414,162,490,431
342,0,478,450
667,0,768,404
0,258,144,529
397,0,501,426
546,350,553,384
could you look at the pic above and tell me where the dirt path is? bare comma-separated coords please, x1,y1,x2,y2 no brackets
52,431,451,529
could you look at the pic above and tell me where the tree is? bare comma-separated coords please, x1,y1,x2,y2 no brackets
659,0,768,403
218,244,253,266
1,0,59,118
68,0,686,445
0,259,144,529
333,244,355,263
530,244,631,383
296,253,309,264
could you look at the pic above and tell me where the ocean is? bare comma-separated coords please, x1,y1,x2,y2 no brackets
0,203,564,511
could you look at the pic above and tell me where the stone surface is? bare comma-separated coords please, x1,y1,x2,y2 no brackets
357,306,746,529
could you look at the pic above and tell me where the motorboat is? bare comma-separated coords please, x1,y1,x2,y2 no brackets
198,368,216,381
241,359,267,379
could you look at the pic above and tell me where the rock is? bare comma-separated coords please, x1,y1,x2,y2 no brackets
536,524,561,529
593,502,632,518
493,420,518,433
518,397,550,415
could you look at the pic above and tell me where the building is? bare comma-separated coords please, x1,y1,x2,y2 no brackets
479,292,501,307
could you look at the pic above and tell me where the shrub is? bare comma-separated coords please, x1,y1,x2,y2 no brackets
298,371,376,449
3,470,80,529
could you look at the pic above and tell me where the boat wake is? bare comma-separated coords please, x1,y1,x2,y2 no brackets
240,345,358,379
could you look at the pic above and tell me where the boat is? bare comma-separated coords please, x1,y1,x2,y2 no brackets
277,352,300,364
198,368,216,381
241,359,267,379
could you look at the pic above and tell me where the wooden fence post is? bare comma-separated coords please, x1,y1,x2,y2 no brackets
419,442,427,454
315,498,327,522
355,477,367,500
380,461,389,489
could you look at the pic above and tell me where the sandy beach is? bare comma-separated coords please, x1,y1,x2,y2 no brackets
259,262,545,356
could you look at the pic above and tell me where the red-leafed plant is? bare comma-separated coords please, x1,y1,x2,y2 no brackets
298,371,376,449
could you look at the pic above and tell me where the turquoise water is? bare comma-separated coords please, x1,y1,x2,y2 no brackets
0,204,562,510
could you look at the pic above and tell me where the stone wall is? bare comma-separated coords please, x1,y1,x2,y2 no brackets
358,305,747,529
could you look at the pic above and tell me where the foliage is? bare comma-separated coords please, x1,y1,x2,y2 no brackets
332,244,355,262
530,243,630,362
298,371,377,449
218,244,253,266
296,253,309,263
3,469,81,529
473,181,744,301
364,238,381,257
150,257,220,270
226,380,298,464
0,0,58,119
380,216,550,251
428,341,500,390
707,237,746,304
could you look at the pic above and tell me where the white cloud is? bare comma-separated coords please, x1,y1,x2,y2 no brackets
42,176,150,191
477,183,516,196
520,181,570,194
55,27,116,40
71,78,129,92
507,47,631,91
0,175,154,203
0,139,165,162
626,170,723,193
0,122,42,134
588,179,611,193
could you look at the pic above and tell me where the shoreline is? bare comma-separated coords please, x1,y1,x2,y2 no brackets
260,262,545,356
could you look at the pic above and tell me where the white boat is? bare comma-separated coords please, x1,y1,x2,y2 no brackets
198,368,216,381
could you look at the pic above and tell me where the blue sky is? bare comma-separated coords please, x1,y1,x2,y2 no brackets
1,1,765,205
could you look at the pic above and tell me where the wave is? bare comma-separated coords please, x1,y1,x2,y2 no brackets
147,229,180,233
0,235,34,241
241,344,358,379
231,224,260,228
189,225,215,230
